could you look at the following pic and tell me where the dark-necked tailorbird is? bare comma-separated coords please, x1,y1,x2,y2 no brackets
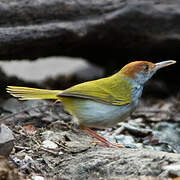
6,60,176,148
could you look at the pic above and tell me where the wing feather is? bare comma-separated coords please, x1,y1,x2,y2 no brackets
58,74,133,106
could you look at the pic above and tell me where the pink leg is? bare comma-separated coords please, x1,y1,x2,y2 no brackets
80,126,125,148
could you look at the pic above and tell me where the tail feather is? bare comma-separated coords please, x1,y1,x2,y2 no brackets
6,86,62,100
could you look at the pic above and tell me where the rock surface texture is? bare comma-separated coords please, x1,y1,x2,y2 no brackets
0,0,180,65
58,148,180,180
0,124,14,157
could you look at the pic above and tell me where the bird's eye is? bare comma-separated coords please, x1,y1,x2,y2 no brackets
144,65,149,71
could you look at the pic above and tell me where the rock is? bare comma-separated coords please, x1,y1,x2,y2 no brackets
41,129,93,149
117,122,152,137
163,164,180,177
0,56,104,83
153,122,180,152
42,140,58,149
0,0,179,96
57,148,180,179
31,176,45,180
0,124,14,157
0,0,179,67
2,98,24,113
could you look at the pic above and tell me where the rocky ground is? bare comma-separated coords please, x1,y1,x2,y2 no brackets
0,96,180,180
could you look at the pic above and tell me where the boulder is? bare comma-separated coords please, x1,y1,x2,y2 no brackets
0,124,14,157
0,0,180,66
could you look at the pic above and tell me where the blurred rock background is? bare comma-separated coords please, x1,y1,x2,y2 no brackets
0,0,179,99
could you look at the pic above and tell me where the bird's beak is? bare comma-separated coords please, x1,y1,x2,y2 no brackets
154,60,176,71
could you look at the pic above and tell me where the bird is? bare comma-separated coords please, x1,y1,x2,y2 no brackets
6,60,176,148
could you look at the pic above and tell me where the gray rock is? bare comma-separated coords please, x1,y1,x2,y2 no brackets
57,148,180,180
0,0,180,65
0,124,14,157
163,164,180,177
0,56,104,83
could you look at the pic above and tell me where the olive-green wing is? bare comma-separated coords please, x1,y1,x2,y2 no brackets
58,74,133,106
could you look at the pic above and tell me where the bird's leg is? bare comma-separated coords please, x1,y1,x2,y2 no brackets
80,126,125,148
51,99,61,105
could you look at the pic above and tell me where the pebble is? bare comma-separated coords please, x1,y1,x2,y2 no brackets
42,140,58,149
163,164,180,177
31,175,45,180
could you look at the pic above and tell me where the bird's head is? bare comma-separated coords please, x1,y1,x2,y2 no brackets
120,60,176,85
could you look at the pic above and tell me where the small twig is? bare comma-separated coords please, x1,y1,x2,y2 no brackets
14,145,31,151
112,126,125,136
55,141,73,151
31,136,42,147
40,147,63,156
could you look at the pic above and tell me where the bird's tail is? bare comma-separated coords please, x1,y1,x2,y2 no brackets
6,86,62,100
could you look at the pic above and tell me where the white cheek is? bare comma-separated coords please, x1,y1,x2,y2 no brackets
134,73,147,84
134,71,156,85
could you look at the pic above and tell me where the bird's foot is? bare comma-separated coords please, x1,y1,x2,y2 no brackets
109,142,125,148
79,126,125,148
